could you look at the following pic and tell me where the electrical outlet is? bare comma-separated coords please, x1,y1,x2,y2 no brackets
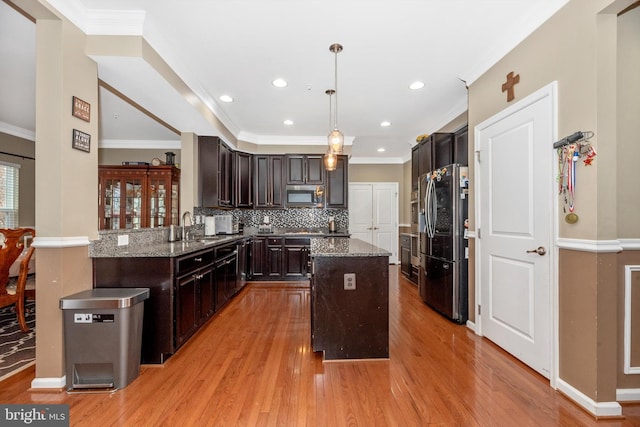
117,234,129,246
344,273,356,290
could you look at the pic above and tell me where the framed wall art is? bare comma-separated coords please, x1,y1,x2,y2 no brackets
72,96,91,122
72,129,91,153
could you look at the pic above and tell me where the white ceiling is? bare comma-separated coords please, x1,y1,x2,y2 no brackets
0,0,569,163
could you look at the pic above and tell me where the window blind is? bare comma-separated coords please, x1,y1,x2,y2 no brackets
0,161,20,227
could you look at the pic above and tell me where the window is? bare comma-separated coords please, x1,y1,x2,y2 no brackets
0,162,20,227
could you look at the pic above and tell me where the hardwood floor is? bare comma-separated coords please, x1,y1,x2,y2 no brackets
1,266,639,426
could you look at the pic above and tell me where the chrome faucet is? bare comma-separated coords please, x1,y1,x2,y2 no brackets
182,211,192,241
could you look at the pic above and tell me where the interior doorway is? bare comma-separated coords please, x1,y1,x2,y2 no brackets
349,182,398,264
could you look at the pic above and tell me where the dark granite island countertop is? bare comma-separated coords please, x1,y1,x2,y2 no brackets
309,237,390,361
310,237,391,257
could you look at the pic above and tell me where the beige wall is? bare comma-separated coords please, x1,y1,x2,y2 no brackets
467,0,638,404
0,132,35,226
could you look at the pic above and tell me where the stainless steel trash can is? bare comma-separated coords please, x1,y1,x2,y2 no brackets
59,288,149,392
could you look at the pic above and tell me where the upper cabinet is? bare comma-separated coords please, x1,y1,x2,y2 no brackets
254,155,285,208
411,132,453,179
286,155,324,185
98,165,180,230
453,125,469,166
199,136,234,208
325,155,348,209
235,151,253,208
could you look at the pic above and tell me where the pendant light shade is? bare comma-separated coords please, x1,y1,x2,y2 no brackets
327,43,344,155
324,149,337,171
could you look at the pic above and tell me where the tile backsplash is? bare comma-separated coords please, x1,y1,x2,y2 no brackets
194,207,348,230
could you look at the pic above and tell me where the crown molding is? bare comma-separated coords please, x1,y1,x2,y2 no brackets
0,121,35,141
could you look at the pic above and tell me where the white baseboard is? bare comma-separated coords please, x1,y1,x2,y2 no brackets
31,376,66,390
557,378,621,417
466,320,476,332
617,388,640,402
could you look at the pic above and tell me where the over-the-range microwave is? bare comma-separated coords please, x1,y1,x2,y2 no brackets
286,185,324,207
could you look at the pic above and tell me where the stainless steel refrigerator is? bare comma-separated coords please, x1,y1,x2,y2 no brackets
418,164,469,324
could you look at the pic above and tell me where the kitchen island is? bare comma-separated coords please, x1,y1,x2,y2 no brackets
309,237,390,360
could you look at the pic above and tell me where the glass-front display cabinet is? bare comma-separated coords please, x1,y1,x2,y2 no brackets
99,165,180,230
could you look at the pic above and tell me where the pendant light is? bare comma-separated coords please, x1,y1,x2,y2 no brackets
324,89,338,171
327,43,344,154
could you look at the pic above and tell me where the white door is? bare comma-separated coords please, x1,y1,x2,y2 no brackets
349,183,398,264
476,83,556,379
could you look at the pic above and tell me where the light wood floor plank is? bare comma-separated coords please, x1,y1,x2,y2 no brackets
1,266,639,426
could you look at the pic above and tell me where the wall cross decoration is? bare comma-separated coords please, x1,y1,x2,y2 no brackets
501,71,520,102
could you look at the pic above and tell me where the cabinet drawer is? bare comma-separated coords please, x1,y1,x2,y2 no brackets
400,234,411,247
267,237,284,246
176,249,214,275
284,237,310,246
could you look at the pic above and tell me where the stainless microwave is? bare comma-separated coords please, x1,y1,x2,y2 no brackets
286,185,324,207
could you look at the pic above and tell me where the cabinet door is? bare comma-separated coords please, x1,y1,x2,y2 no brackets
270,155,285,208
326,155,348,208
147,167,180,228
236,152,253,207
286,155,305,184
99,167,147,230
284,245,308,278
218,142,234,207
215,258,227,311
411,145,420,190
419,139,432,177
433,132,454,170
176,273,198,347
199,136,220,207
254,155,285,208
199,267,215,322
250,237,265,279
454,126,469,166
266,237,283,278
305,155,324,184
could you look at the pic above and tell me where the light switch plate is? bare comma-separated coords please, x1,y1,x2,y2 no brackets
117,234,129,246
344,273,356,290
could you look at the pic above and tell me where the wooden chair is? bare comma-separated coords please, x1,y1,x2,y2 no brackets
0,228,36,332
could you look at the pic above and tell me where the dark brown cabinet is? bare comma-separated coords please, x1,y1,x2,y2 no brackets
199,136,234,208
249,237,266,279
283,237,310,279
98,165,180,230
454,125,469,166
215,243,238,311
400,234,412,278
254,155,285,208
286,155,324,185
266,237,284,279
175,249,215,347
235,151,253,207
250,236,310,281
325,155,348,208
411,132,456,191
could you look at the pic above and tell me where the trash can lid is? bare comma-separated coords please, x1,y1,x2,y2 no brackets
59,288,150,310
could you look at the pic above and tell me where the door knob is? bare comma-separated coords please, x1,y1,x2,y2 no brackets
526,246,546,256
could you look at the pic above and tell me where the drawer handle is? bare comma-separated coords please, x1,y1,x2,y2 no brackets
194,257,203,262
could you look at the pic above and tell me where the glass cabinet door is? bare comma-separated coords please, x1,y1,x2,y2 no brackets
148,177,167,227
125,178,143,229
102,178,121,230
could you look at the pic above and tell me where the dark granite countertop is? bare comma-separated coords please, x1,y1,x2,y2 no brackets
310,237,391,257
90,228,351,258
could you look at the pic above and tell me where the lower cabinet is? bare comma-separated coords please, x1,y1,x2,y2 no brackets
250,236,310,281
93,242,242,364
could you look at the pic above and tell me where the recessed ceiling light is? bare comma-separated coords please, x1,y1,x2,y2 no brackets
380,121,391,127
377,148,386,152
409,81,425,90
272,78,288,88
283,119,294,126
219,95,234,103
